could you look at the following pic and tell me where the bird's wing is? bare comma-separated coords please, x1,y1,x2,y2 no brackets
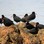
28,14,36,21
13,15,22,22
38,24,44,29
22,16,29,22
29,28,36,32
4,17,13,23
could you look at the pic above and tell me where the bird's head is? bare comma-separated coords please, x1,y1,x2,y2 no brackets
36,22,39,27
13,14,16,17
32,11,35,14
24,13,28,17
2,15,4,19
2,15,5,23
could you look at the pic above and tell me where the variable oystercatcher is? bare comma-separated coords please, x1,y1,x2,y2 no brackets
22,11,36,22
28,11,36,21
25,22,35,29
2,15,14,26
21,13,29,22
13,14,22,22
37,23,44,29
27,22,39,34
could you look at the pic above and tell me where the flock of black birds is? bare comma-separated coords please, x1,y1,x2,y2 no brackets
0,11,44,34
13,11,36,22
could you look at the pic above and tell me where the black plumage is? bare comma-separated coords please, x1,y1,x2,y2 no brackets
28,22,39,34
22,14,29,22
2,15,14,26
0,18,2,24
25,22,35,29
28,11,36,21
22,11,36,22
13,12,36,22
13,14,22,22
37,24,44,29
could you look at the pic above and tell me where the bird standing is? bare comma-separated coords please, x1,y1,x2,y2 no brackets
37,23,44,29
28,11,36,22
13,14,22,22
25,22,35,29
22,11,36,22
2,15,14,26
27,22,39,34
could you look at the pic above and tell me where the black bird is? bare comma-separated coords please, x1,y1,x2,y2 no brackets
2,15,14,26
22,13,28,22
0,18,2,24
27,22,39,34
37,24,44,29
22,11,36,22
13,14,22,22
28,11,36,22
25,22,35,29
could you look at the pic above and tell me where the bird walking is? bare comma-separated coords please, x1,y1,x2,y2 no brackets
21,13,29,22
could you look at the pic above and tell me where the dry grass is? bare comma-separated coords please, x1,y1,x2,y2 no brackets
0,22,44,44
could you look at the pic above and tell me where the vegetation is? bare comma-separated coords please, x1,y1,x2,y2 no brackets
0,22,44,44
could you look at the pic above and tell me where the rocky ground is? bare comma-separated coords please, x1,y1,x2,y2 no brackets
0,22,44,44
